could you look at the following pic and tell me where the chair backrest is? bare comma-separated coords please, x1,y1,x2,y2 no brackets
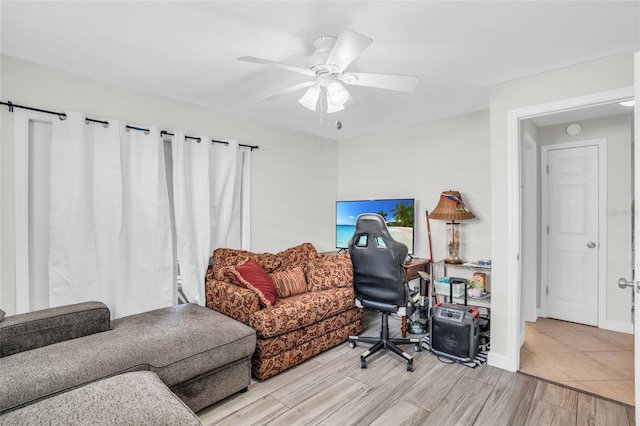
348,213,409,311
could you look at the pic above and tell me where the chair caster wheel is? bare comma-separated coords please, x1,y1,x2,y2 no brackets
360,358,367,369
348,341,356,349
414,344,421,352
407,360,414,372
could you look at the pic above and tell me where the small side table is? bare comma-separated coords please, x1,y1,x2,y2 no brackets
402,258,430,337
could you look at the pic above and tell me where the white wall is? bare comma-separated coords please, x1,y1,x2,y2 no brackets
0,55,338,315
489,51,636,370
538,113,634,327
338,110,491,263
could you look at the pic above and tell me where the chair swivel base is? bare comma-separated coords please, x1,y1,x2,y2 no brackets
348,312,421,372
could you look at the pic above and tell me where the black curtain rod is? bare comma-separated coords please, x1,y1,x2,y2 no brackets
160,131,201,143
85,117,109,128
2,100,259,150
161,131,259,151
1,101,67,120
125,125,150,135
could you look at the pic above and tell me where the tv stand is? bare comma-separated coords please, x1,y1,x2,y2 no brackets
337,248,349,254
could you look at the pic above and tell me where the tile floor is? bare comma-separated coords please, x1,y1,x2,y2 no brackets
519,317,634,406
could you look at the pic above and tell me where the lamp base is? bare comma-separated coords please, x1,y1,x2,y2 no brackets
444,259,464,265
445,222,462,264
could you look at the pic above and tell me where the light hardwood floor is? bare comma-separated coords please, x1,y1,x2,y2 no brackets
520,317,634,406
198,310,634,425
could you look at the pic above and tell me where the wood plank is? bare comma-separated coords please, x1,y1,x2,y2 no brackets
198,359,322,424
368,400,430,426
474,371,537,425
525,399,576,426
270,347,362,407
414,376,492,425
265,376,369,425
402,354,467,411
320,363,429,425
212,395,288,426
461,361,505,386
532,381,578,411
576,392,633,426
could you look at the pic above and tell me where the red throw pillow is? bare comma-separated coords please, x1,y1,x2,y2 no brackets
230,259,278,308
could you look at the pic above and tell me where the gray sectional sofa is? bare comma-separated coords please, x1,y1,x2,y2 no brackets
0,301,256,424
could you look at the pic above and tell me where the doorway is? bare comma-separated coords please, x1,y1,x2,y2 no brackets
518,103,635,405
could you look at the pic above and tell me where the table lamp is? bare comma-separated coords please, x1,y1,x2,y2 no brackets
428,190,475,264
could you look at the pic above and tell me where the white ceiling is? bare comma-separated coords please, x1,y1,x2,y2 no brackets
1,1,638,141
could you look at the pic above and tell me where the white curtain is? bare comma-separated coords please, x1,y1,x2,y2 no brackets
240,148,252,250
172,137,249,305
116,124,174,317
171,132,211,305
16,109,251,315
49,112,174,318
210,140,244,251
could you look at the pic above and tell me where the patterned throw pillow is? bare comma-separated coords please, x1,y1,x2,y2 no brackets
270,267,308,298
305,253,353,292
276,242,318,270
229,259,278,308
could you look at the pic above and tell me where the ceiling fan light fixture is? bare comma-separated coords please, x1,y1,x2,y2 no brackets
326,102,345,114
327,81,349,107
298,85,320,111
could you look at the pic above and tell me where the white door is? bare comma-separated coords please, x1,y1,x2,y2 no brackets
544,144,600,326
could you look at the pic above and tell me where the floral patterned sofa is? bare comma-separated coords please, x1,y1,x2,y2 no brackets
205,243,362,380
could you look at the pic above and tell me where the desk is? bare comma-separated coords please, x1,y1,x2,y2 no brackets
404,257,430,281
401,258,430,337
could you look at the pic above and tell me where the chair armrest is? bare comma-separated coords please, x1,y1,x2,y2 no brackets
205,279,260,325
0,301,111,358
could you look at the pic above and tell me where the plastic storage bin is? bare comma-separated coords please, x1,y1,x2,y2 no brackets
434,277,466,298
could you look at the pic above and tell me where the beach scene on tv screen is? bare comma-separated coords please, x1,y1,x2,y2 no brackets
336,199,414,250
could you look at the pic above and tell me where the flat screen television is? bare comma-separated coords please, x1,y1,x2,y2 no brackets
336,198,415,253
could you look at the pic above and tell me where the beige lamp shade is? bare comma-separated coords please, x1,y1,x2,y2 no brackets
428,191,475,221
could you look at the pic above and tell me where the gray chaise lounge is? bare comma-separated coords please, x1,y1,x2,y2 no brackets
0,301,256,422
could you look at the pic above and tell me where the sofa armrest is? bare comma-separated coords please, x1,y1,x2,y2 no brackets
205,279,260,325
0,301,110,358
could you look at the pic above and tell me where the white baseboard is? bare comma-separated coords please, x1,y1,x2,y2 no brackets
602,319,633,334
487,351,517,372
532,312,632,334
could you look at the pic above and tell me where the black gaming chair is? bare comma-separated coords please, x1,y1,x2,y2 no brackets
347,213,421,371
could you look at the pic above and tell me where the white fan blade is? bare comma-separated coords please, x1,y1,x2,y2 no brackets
261,81,316,101
341,72,419,92
238,56,316,77
325,29,373,73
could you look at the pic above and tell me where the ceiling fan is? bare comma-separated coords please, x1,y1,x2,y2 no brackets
238,29,419,113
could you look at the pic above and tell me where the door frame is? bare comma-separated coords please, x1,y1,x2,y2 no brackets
633,50,639,423
540,139,607,327
505,85,634,373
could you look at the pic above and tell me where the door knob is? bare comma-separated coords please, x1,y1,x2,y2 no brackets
618,277,640,292
587,241,596,248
